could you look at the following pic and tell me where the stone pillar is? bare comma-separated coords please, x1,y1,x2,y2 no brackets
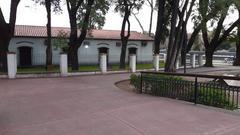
100,53,107,73
198,54,203,66
153,54,160,71
190,54,196,68
60,53,68,76
129,54,136,73
7,52,17,79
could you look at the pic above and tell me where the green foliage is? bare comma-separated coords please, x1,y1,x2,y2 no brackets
113,0,145,16
197,87,235,110
52,30,69,53
130,74,141,90
33,0,62,13
130,74,238,110
216,41,233,50
77,0,110,29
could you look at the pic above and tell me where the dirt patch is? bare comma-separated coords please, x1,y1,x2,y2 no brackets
115,80,136,92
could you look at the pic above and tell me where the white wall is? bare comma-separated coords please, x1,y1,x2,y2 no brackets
9,37,153,66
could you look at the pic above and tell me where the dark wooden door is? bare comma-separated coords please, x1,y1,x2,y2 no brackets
19,47,32,67
129,48,137,55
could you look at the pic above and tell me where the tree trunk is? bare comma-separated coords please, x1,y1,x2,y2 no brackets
69,45,79,71
45,0,52,69
0,37,10,72
119,6,131,69
66,0,94,71
233,43,240,66
233,16,240,66
153,0,166,55
0,0,20,72
204,47,214,67
148,0,154,36
133,13,144,34
119,38,127,69
165,0,179,72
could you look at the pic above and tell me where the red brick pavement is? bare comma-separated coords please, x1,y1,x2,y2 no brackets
0,74,240,135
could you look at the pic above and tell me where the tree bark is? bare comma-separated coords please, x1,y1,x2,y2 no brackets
148,0,154,36
45,0,52,69
0,0,20,72
233,20,240,66
119,2,131,70
69,45,79,71
66,0,93,71
204,47,214,67
153,0,166,55
119,38,128,69
133,13,144,34
0,37,10,72
165,0,180,72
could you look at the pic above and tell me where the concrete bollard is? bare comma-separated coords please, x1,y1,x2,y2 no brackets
7,52,17,79
198,54,203,66
190,54,196,68
60,53,68,76
153,54,160,71
129,54,136,73
100,53,107,73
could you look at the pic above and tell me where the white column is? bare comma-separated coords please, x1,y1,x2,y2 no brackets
60,53,68,76
163,53,167,63
100,53,107,73
153,54,159,71
129,54,136,73
176,58,180,69
7,52,17,79
198,54,203,66
191,54,196,68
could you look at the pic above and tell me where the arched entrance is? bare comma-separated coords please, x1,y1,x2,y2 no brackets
98,47,109,66
18,47,32,67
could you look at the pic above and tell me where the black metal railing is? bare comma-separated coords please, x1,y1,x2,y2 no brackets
139,72,240,110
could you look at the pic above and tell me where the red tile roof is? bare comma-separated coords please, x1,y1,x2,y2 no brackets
14,25,153,41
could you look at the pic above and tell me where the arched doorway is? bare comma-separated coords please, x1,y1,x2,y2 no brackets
128,47,137,63
98,47,109,66
18,47,32,67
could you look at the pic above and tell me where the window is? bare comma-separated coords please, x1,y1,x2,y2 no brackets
116,42,122,47
141,41,147,47
83,41,90,46
83,41,90,48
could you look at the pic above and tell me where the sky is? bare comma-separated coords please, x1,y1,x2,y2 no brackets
0,0,237,33
0,0,160,33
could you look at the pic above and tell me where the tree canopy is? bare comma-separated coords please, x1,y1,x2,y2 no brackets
77,0,110,29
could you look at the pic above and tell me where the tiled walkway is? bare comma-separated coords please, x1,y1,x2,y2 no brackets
0,74,240,135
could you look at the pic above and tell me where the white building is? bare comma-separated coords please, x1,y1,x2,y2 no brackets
9,25,154,67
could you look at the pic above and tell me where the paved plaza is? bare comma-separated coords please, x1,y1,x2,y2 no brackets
0,73,240,135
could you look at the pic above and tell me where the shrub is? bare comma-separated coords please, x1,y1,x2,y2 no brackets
130,74,141,90
197,87,236,110
130,73,237,110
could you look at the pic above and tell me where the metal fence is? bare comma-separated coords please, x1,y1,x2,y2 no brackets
139,72,240,110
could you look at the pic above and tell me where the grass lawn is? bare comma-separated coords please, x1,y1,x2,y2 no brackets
18,66,60,74
69,65,100,72
17,62,165,74
0,71,6,75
